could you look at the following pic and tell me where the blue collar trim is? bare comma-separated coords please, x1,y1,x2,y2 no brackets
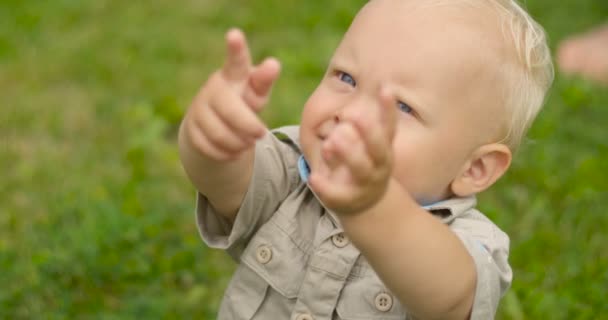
298,156,311,183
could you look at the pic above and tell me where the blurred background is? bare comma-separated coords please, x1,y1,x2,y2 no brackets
1,0,606,318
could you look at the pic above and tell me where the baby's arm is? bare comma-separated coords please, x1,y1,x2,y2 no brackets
309,88,475,320
337,183,476,320
179,29,280,222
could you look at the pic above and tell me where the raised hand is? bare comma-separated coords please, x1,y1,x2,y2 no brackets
309,87,399,215
181,28,281,162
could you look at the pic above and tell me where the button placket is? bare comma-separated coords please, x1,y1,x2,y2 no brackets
291,230,360,319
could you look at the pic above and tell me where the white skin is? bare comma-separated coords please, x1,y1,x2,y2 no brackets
302,1,512,210
179,0,513,319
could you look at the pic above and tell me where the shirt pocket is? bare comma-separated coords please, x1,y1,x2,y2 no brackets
241,217,308,299
219,263,269,319
335,272,407,320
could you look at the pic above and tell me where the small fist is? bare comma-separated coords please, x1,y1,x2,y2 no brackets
309,87,399,215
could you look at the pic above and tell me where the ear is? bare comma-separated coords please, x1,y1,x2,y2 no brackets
450,143,512,197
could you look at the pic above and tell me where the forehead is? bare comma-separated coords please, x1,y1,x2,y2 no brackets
340,0,503,67
335,0,506,110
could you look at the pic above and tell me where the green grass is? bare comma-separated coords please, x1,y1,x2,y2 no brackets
1,0,607,318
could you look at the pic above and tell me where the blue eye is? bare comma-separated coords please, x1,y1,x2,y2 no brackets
338,72,356,87
397,101,413,114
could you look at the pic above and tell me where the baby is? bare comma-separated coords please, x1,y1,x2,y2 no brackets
179,0,553,319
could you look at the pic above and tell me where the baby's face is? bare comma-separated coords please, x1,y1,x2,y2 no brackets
300,0,506,204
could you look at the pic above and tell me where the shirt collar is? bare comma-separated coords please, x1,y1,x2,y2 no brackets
298,155,311,183
423,196,477,223
298,155,476,224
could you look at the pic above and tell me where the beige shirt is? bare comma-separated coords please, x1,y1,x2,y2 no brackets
196,126,512,320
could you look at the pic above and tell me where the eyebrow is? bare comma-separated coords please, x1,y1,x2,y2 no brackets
331,41,360,69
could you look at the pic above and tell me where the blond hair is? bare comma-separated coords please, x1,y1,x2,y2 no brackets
493,0,554,151
417,0,554,151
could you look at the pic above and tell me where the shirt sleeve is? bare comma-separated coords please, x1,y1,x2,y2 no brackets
195,129,301,260
449,210,512,320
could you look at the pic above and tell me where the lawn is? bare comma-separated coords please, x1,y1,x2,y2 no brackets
1,0,607,318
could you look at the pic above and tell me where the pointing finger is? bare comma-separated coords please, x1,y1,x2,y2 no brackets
243,57,281,111
345,86,396,165
222,28,252,81
378,85,398,142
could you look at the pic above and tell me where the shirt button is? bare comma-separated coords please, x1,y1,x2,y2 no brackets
295,313,314,320
255,245,272,264
374,292,393,312
331,233,349,248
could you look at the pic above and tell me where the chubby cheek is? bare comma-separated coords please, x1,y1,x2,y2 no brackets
390,130,452,204
299,125,317,169
391,150,428,199
300,93,325,167
301,88,329,125
301,84,339,139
